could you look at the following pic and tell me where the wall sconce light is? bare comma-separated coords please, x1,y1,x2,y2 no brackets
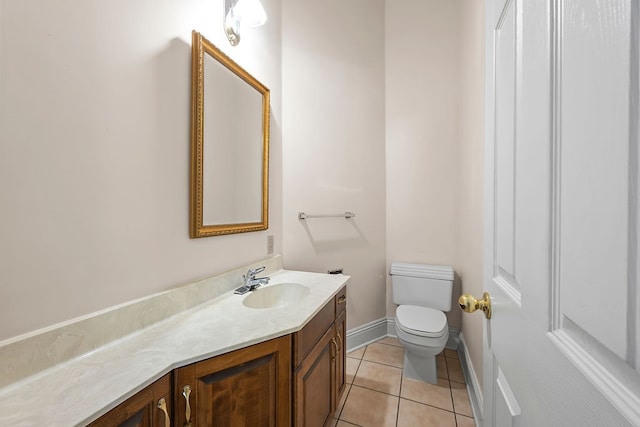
224,0,267,46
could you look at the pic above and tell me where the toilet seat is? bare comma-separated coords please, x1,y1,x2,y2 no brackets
395,305,447,338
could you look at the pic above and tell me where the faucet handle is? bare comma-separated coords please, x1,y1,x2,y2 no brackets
247,266,266,278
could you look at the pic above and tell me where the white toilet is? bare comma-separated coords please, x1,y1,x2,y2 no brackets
390,262,454,384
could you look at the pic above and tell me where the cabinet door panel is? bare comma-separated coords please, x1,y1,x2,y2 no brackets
175,336,291,427
199,354,276,426
87,373,172,427
294,326,335,427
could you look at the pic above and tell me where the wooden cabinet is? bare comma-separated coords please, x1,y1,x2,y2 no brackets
86,286,347,427
293,286,347,427
87,373,172,427
174,335,291,427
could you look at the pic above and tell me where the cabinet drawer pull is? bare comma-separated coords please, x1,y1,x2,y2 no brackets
330,338,338,360
182,385,192,427
336,330,342,352
337,296,346,304
157,397,170,427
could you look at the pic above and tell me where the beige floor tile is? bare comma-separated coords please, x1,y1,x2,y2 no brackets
437,355,448,379
447,357,465,383
400,376,453,412
339,385,398,427
353,360,402,396
444,348,459,359
362,342,404,368
397,398,456,427
330,419,363,427
377,336,403,347
346,357,361,384
456,414,476,427
347,346,366,359
451,381,473,417
326,418,338,427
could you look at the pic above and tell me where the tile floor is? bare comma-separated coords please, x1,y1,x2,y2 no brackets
329,337,475,427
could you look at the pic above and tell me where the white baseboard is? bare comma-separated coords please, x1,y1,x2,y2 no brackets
459,333,484,426
345,318,389,352
346,317,460,352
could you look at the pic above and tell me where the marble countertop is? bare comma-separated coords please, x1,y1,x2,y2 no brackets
0,269,349,426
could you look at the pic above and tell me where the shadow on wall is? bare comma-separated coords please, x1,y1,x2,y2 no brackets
298,217,369,254
154,36,192,237
449,272,463,331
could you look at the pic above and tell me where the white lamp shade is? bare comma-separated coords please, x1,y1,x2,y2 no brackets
232,0,267,27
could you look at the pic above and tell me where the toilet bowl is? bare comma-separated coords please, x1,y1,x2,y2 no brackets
390,262,454,384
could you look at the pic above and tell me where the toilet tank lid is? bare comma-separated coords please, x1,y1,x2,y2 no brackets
390,262,454,280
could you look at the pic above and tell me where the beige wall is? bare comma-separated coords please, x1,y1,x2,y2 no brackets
385,0,463,331
385,0,485,384
457,0,485,387
1,0,485,387
282,0,484,384
0,0,283,342
281,0,387,330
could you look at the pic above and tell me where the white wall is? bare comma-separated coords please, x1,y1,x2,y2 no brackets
385,0,463,331
281,0,387,330
0,0,282,342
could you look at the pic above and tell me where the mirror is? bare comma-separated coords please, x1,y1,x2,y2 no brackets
190,30,270,237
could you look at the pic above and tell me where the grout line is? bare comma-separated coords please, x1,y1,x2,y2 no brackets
399,396,459,416
446,355,460,420
348,384,400,399
396,370,404,426
338,421,361,427
359,359,403,369
337,348,364,423
335,384,351,422
377,341,404,348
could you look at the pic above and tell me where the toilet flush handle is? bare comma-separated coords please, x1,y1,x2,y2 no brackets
458,292,492,319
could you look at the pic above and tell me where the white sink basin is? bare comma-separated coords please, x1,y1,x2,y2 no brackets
242,283,310,309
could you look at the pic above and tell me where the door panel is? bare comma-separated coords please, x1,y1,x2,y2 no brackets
494,365,520,427
495,0,517,284
557,0,633,360
484,0,640,425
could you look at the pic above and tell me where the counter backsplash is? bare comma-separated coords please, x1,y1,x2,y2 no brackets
0,255,283,389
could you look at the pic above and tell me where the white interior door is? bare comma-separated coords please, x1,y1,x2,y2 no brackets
482,0,640,425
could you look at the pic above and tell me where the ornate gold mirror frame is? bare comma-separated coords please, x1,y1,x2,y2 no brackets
190,30,270,238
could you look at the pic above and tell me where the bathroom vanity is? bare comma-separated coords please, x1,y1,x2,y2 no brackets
88,286,346,427
0,257,349,427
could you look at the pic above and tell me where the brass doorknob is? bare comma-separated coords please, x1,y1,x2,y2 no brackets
458,292,492,319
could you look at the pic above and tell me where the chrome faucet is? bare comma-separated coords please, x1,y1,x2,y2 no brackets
234,266,270,294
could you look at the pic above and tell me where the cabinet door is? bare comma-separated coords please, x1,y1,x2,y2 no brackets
87,373,172,427
293,325,336,427
175,335,291,427
333,309,346,409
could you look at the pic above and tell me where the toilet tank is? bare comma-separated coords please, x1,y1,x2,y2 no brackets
390,262,454,311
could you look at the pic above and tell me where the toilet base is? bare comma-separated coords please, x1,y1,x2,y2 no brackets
402,351,438,384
